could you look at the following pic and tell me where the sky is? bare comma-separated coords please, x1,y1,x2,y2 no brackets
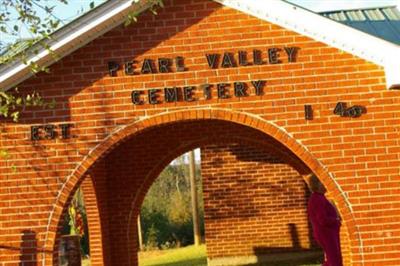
1,0,399,45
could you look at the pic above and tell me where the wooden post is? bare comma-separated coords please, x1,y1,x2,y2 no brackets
137,214,143,251
59,235,82,266
189,150,201,246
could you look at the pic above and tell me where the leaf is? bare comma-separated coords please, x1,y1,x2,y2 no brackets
30,26,37,34
0,91,9,99
150,7,158,15
0,149,9,159
0,105,9,116
90,2,95,9
11,111,20,122
13,25,19,31
124,19,132,27
48,99,56,109
0,26,7,33
156,0,164,8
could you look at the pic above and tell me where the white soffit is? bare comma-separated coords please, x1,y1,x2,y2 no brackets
214,0,400,89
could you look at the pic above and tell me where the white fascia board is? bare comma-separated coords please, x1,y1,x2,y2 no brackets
0,0,151,90
214,0,400,89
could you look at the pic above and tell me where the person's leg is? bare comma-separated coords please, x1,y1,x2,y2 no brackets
322,255,328,266
324,237,343,266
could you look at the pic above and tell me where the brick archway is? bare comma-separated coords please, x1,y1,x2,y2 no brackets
124,135,312,264
43,108,361,265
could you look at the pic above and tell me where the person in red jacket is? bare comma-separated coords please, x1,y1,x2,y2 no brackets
307,174,343,266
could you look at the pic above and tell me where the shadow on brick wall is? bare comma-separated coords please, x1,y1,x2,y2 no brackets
249,223,323,265
0,230,40,265
250,247,323,266
19,230,38,265
16,0,221,125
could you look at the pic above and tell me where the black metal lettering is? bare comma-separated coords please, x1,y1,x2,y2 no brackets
351,105,364,117
202,84,212,100
125,61,137,75
131,91,143,105
238,51,248,66
148,89,159,104
234,82,247,97
304,105,313,120
31,126,41,141
141,59,155,74
158,58,170,73
60,124,73,139
333,102,347,117
253,50,263,65
217,83,229,99
345,106,363,118
268,48,281,64
44,124,56,139
284,47,298,62
184,86,195,102
251,80,265,96
108,61,119,77
206,54,219,69
175,56,185,72
221,53,235,68
164,87,178,102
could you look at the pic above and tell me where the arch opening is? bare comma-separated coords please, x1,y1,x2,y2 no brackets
46,110,357,266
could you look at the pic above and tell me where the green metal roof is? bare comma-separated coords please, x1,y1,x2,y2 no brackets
320,6,400,45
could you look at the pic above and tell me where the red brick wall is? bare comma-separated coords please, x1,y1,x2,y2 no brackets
80,164,111,266
201,143,313,256
0,0,399,265
72,120,312,266
201,143,351,264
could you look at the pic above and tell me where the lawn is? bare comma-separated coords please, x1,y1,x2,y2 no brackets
139,245,207,266
83,245,321,266
138,245,321,266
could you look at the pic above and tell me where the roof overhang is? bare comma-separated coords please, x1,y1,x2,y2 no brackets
1,0,400,90
0,0,152,90
215,0,400,89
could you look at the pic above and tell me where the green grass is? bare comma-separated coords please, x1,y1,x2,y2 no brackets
138,245,321,266
84,245,321,266
139,245,207,266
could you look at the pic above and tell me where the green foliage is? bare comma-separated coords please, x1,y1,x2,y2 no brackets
0,0,68,65
125,0,164,26
0,0,63,159
62,188,90,256
0,88,55,121
0,149,9,159
140,155,204,250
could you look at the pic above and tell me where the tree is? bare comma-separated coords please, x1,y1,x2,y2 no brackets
0,0,68,122
0,0,164,122
0,0,164,164
140,152,205,249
